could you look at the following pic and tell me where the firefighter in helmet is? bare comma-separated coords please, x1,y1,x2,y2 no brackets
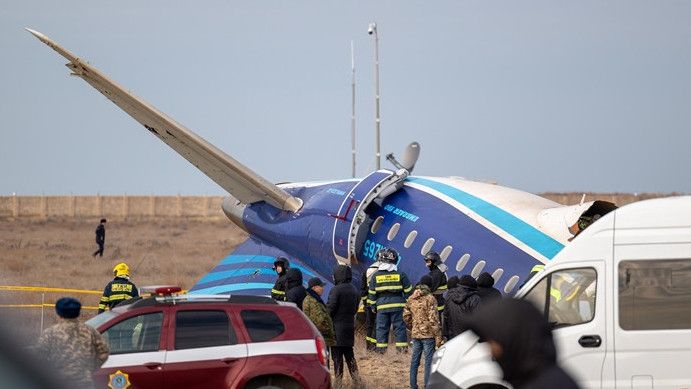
98,262,139,313
271,257,290,301
368,247,412,353
424,251,448,315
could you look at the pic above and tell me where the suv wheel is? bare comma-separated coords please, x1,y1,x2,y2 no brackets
246,375,301,389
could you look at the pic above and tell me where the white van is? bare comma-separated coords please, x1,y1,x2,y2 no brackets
429,196,691,389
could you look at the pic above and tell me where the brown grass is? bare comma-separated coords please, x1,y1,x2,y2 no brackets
0,218,420,388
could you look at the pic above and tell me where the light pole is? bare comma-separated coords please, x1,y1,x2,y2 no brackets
368,22,381,171
351,41,356,178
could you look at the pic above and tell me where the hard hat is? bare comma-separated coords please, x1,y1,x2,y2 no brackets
424,251,441,266
376,248,399,264
273,257,290,269
113,262,130,277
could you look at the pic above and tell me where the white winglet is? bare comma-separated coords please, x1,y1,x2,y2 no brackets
27,29,302,213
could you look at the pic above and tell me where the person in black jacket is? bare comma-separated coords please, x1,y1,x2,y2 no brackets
467,299,580,389
285,268,306,310
92,218,106,257
327,265,362,388
424,251,448,315
477,272,502,302
443,275,480,340
271,257,290,301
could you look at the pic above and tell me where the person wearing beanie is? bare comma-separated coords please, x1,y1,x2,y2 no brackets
443,274,481,340
36,297,109,388
477,272,502,302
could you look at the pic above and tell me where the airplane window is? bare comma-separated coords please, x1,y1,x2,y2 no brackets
504,276,520,294
421,238,435,255
456,254,470,272
404,231,418,248
471,261,486,278
440,246,453,262
387,223,401,241
371,216,384,234
491,268,504,283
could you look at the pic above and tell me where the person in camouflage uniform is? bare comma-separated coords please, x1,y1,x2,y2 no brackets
36,297,109,389
403,283,442,389
303,277,336,347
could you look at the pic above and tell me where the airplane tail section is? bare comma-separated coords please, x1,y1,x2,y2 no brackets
26,28,302,213
190,238,331,295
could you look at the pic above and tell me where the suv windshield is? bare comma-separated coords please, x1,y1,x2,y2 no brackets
85,311,120,329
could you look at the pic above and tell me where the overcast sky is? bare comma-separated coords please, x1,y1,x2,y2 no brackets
2,1,690,196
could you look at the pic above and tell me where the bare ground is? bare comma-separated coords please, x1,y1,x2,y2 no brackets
0,218,416,388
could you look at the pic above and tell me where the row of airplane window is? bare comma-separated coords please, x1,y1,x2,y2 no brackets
371,215,521,294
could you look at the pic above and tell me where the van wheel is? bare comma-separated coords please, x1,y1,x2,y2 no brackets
246,375,301,389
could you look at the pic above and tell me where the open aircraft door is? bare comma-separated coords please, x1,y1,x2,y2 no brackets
332,169,409,265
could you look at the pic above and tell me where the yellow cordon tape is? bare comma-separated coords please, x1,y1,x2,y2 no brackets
0,286,101,310
0,303,100,311
0,285,101,295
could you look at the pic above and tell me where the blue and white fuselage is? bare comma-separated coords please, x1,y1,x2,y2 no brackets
190,173,572,295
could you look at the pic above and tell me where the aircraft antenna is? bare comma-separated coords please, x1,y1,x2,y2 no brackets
368,22,381,170
351,40,357,178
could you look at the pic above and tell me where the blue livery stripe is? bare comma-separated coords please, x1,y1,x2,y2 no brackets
197,268,279,284
213,255,316,277
407,177,564,259
189,283,275,295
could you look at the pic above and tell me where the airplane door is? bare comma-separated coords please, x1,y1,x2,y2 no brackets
521,262,607,389
332,169,406,263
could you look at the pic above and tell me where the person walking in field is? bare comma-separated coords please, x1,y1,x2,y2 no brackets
36,297,109,388
404,280,443,389
92,218,106,257
98,262,139,313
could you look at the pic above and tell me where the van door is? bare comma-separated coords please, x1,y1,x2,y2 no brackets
614,244,691,389
521,262,607,388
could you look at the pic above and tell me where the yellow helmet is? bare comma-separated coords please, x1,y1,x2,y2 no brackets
113,262,130,277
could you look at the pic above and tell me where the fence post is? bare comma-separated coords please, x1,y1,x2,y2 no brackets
71,195,76,218
40,292,45,335
12,193,18,218
41,195,47,220
177,194,182,217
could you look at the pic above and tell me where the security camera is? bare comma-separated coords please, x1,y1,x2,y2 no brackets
368,23,376,35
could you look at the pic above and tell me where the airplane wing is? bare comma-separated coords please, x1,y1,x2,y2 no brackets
26,28,302,213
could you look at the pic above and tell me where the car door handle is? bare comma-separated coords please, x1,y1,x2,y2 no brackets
578,335,602,348
143,362,162,370
221,357,241,364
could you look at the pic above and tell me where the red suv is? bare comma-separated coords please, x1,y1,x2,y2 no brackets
86,287,330,389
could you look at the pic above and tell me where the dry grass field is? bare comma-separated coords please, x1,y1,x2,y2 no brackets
0,218,414,388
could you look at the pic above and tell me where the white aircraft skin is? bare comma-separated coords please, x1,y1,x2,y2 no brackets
27,29,615,294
